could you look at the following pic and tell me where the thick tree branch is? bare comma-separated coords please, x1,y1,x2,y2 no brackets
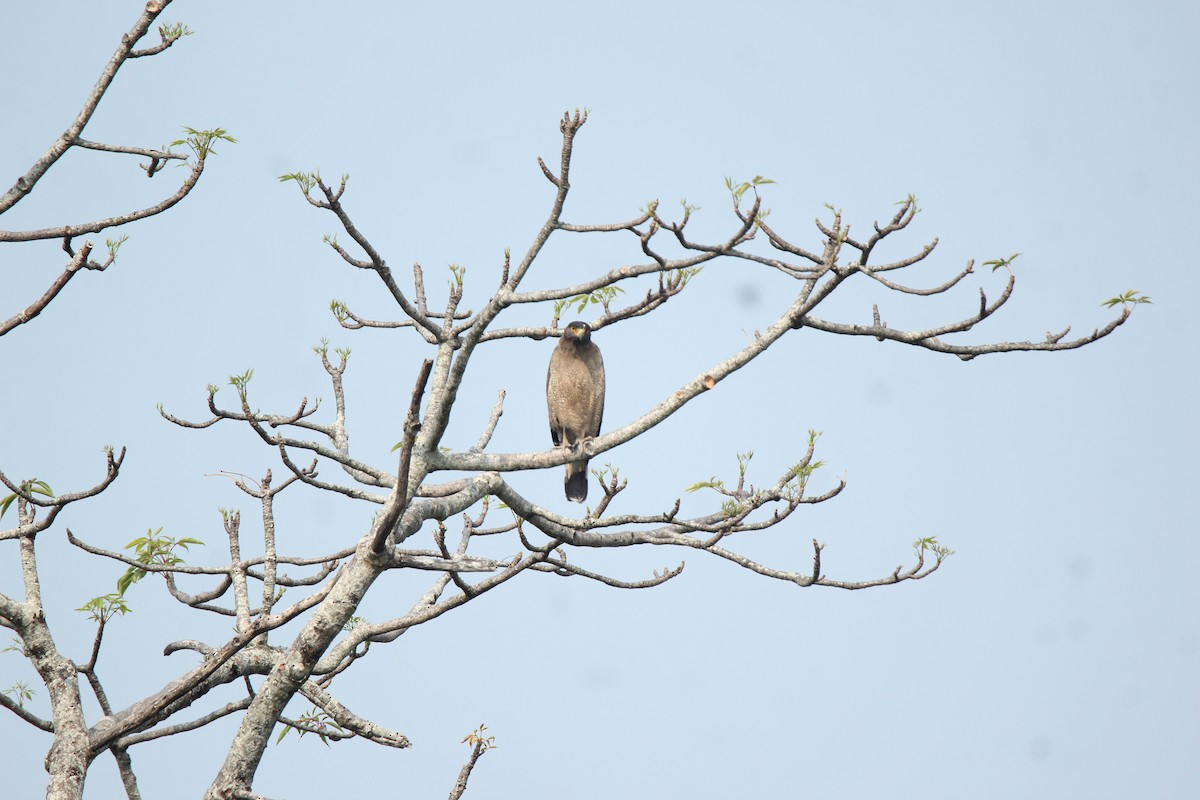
373,359,434,552
91,583,335,757
298,681,410,748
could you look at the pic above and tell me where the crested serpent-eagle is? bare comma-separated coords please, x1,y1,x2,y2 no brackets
546,320,605,502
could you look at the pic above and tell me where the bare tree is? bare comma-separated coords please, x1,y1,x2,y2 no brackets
0,11,1150,800
0,0,229,338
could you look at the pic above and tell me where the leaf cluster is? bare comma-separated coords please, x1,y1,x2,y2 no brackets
275,707,346,747
75,593,131,623
157,21,193,44
1102,290,1152,309
725,175,775,208
667,266,703,289
115,528,204,597
462,723,497,753
982,253,1021,272
228,368,254,401
105,235,129,259
1,681,35,708
912,536,955,564
555,285,626,317
169,127,237,160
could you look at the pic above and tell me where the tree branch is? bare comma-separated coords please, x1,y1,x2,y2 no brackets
0,0,175,215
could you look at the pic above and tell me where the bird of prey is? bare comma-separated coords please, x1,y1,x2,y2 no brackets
546,320,605,503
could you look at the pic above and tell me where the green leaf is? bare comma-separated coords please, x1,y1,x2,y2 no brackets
228,368,254,400
912,535,955,562
76,592,132,622
982,252,1021,272
1,682,36,708
173,127,237,160
116,570,139,596
726,175,775,207
1101,290,1152,309
115,529,204,596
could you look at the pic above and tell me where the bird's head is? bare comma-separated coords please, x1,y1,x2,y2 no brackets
563,320,592,343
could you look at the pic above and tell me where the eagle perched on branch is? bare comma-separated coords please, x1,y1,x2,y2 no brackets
546,320,605,502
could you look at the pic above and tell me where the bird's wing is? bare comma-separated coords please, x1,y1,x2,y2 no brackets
590,345,605,437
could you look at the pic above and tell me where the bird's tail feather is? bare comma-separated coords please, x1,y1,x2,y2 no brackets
565,460,589,503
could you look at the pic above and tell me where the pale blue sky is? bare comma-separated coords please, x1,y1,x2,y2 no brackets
1,1,1197,797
